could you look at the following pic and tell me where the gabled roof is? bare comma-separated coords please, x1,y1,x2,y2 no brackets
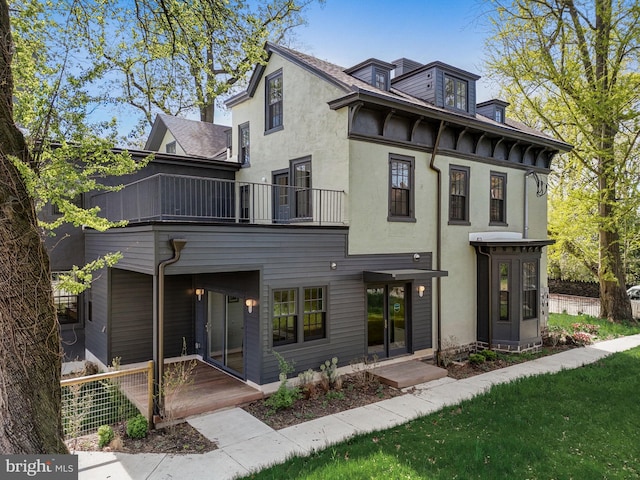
145,114,230,159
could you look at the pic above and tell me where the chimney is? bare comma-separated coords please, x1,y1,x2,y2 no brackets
392,58,423,77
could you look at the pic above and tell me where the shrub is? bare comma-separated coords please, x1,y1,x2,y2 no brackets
469,353,485,365
572,331,594,346
97,425,114,448
126,414,148,439
479,349,497,361
265,352,300,412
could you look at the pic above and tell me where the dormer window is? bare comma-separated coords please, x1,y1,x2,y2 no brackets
344,59,395,92
166,141,176,154
374,69,388,91
444,75,468,112
495,109,503,123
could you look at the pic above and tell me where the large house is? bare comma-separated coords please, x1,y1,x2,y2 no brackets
50,43,570,392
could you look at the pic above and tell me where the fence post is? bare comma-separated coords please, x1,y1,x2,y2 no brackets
147,360,154,429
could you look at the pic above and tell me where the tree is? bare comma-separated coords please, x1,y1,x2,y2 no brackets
0,0,67,453
0,0,146,452
71,0,322,135
485,0,640,320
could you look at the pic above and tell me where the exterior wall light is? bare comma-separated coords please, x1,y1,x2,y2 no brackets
330,262,337,270
417,285,426,298
195,288,205,301
245,298,258,313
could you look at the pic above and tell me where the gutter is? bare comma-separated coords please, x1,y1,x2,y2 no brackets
155,238,187,418
428,120,446,365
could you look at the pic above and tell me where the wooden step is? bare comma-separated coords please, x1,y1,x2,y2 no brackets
371,360,448,389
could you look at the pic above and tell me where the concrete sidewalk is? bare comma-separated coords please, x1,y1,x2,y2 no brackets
76,335,640,480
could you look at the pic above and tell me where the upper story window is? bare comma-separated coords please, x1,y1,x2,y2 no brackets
449,165,470,224
292,157,312,218
266,70,283,132
444,75,468,112
374,68,388,90
226,129,232,154
490,172,507,224
239,122,250,165
166,141,176,154
388,155,415,221
495,108,503,123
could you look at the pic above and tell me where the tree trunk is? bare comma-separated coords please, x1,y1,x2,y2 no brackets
0,0,67,453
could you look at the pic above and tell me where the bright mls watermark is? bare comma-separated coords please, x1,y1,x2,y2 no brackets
1,455,77,479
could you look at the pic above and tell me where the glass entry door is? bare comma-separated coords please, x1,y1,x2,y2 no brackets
367,285,408,358
206,292,244,376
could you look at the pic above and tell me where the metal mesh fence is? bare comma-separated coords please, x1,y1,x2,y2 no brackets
61,362,153,439
549,293,640,318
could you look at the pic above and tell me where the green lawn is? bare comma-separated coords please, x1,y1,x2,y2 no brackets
243,345,640,479
548,312,640,339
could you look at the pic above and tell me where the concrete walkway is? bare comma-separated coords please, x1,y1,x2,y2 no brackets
75,335,640,480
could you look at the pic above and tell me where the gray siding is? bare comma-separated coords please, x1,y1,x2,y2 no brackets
84,268,109,365
85,228,156,275
392,67,436,103
87,223,435,384
164,275,195,358
110,269,153,363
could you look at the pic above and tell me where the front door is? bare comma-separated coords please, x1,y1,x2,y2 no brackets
367,285,408,358
206,292,244,376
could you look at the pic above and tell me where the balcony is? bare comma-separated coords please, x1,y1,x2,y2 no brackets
90,173,347,226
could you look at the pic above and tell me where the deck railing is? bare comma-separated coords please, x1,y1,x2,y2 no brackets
91,173,346,226
61,361,153,440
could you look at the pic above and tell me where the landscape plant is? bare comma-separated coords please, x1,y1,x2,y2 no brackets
242,346,640,479
97,425,114,449
126,414,148,439
265,352,300,413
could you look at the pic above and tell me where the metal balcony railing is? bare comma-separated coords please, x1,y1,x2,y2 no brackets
90,173,346,226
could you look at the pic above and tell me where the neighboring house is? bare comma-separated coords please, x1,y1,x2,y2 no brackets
49,43,570,391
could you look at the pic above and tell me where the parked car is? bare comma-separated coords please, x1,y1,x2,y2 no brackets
627,286,640,299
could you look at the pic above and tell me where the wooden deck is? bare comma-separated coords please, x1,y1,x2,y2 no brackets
371,360,448,389
160,360,263,421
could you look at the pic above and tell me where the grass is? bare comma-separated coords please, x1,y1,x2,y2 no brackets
243,346,640,479
549,312,640,338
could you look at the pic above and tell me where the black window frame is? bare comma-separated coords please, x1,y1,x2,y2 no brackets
52,271,80,325
444,74,468,112
291,156,312,219
522,261,538,320
272,285,328,347
374,67,388,91
238,122,250,166
448,165,470,225
498,261,511,323
388,154,415,222
272,288,297,346
490,171,507,225
265,69,283,134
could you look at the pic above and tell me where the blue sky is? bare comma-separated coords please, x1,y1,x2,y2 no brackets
206,0,497,126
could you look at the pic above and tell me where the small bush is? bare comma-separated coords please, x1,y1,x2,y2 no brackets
97,425,114,448
126,414,148,439
265,352,300,412
469,353,485,365
479,349,497,361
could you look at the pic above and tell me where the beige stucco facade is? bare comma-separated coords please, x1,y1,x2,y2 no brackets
227,46,559,354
